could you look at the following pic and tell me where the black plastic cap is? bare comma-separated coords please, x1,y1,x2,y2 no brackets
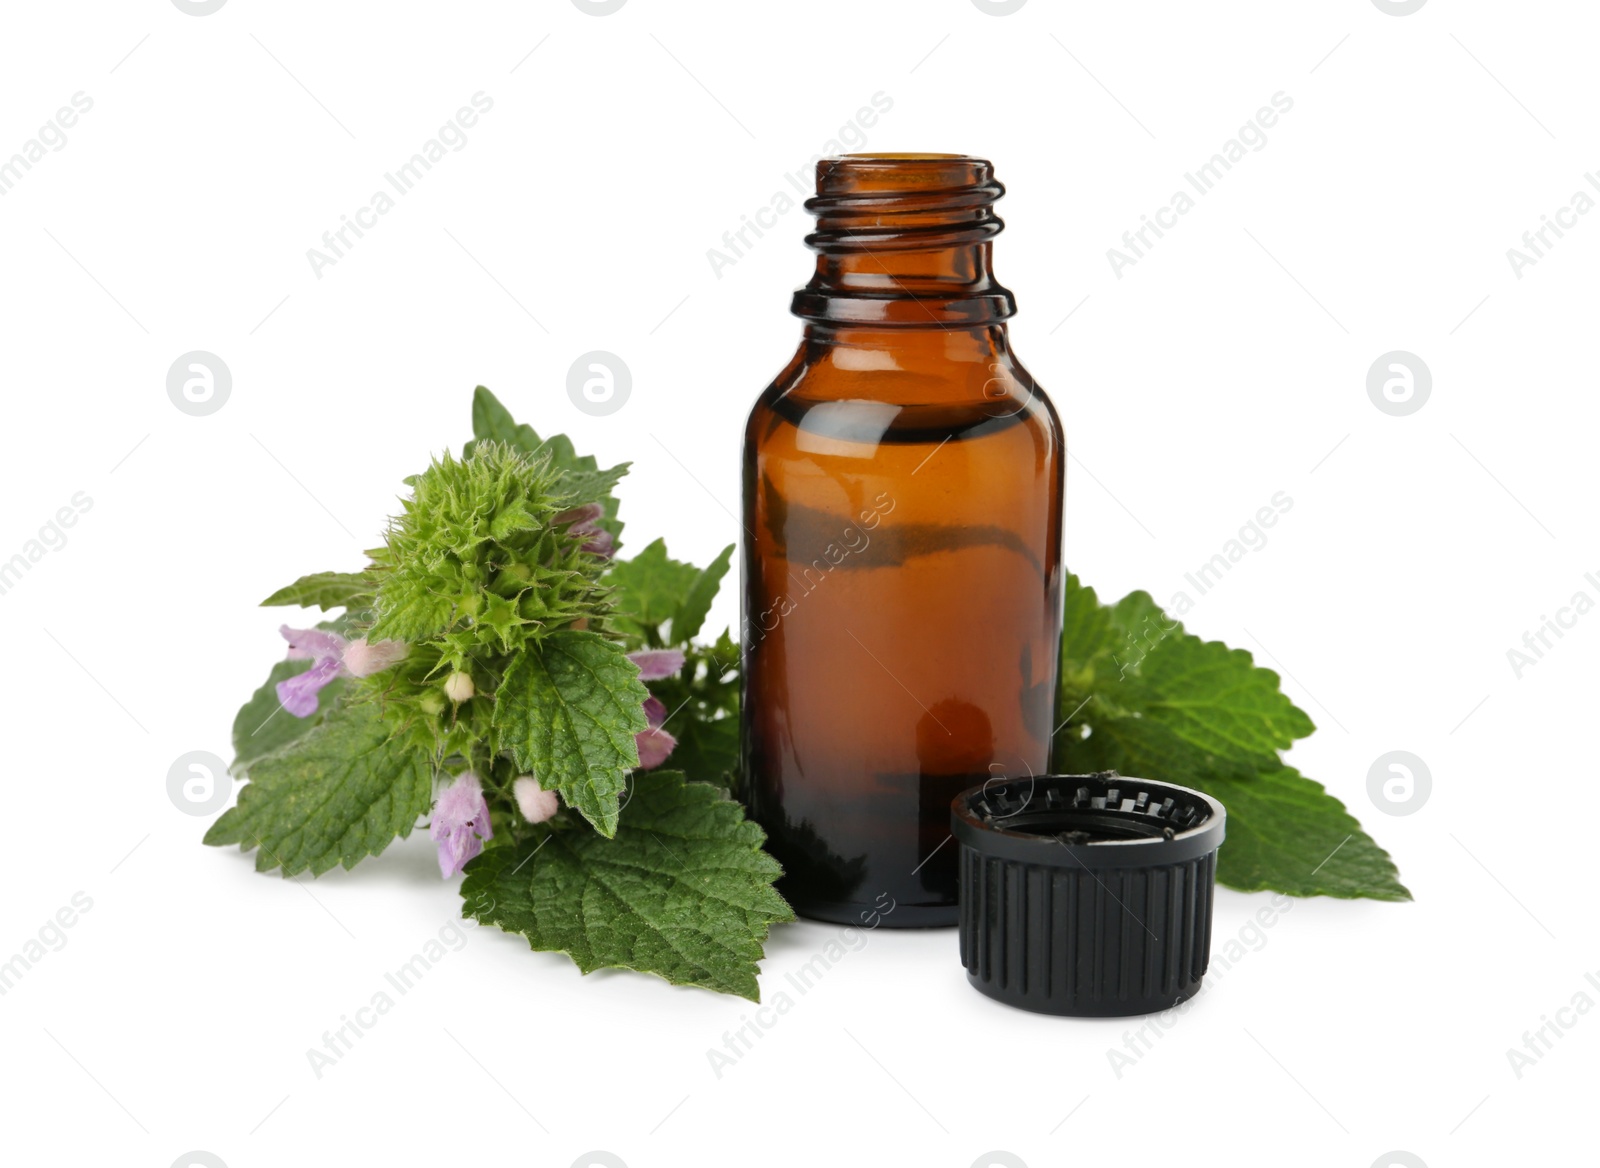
952,773,1226,1017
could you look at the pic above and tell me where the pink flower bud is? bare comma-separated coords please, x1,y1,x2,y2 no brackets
341,636,408,678
513,776,560,824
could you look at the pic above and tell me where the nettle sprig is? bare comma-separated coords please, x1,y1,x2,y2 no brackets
207,388,788,1000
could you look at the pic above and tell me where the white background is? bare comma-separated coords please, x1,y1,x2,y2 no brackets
0,2,1593,1166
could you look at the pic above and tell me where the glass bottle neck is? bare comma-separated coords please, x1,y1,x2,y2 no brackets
792,241,1014,327
789,154,1017,327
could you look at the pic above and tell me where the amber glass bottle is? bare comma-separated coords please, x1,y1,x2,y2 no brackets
741,154,1064,927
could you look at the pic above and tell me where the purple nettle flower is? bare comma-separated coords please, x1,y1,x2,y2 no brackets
556,502,615,559
635,696,677,770
282,626,346,662
627,649,684,770
627,649,684,682
276,627,348,717
431,771,493,878
274,625,408,718
513,776,561,824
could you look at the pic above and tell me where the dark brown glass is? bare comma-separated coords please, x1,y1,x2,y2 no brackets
741,155,1065,927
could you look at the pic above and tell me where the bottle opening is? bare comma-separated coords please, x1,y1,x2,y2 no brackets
812,154,998,202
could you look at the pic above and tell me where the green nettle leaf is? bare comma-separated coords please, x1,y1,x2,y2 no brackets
230,659,347,776
605,537,700,641
459,770,793,1000
1139,636,1314,759
467,385,544,456
261,571,373,611
1082,642,1315,783
675,544,735,643
492,630,649,836
205,701,433,876
668,714,740,789
1059,573,1116,683
1056,577,1315,780
1054,574,1407,901
1204,768,1411,901
563,463,631,519
605,538,734,646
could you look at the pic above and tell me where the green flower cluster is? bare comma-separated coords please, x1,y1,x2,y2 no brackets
363,441,615,759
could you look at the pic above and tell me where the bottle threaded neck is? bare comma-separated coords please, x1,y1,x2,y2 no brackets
791,154,1016,327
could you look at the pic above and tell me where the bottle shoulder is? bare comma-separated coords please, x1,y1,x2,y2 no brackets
746,343,1061,452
